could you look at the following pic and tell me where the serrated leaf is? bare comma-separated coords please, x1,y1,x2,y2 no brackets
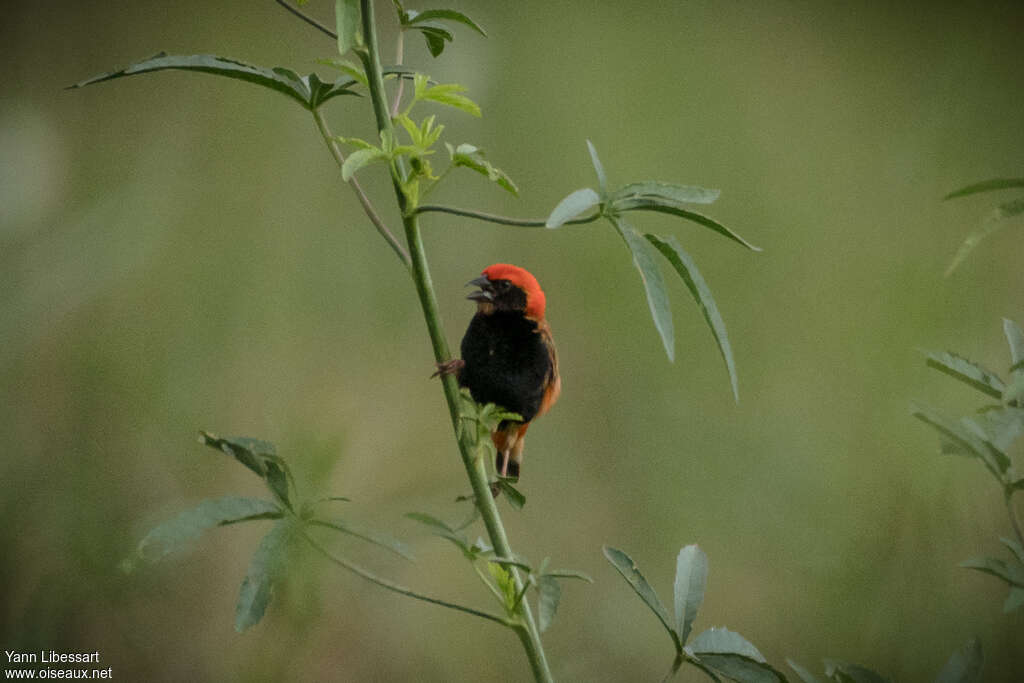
586,140,608,194
130,497,282,567
69,53,360,112
611,217,675,362
235,518,296,632
961,556,1024,587
685,628,787,683
1004,586,1024,612
537,576,561,633
546,188,601,228
418,83,481,116
614,197,762,251
647,233,738,401
335,0,362,55
822,660,889,683
673,544,708,645
945,198,1024,276
972,407,1024,452
447,143,519,195
602,546,678,650
934,637,982,683
924,351,1006,398
910,403,1011,479
341,147,388,181
614,181,721,205
311,519,413,560
408,9,486,36
945,178,1024,200
198,432,294,507
787,660,824,683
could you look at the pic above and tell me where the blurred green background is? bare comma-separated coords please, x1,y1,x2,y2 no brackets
3,0,1023,680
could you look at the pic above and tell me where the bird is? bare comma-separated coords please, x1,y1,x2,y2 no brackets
437,264,560,482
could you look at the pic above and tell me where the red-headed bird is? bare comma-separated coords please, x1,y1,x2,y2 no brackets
440,264,560,481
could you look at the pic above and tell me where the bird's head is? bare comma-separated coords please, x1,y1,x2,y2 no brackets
466,263,547,320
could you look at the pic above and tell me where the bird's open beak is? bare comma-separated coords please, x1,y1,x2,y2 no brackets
466,275,493,302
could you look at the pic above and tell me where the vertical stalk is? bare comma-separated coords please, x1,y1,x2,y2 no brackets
357,1,553,680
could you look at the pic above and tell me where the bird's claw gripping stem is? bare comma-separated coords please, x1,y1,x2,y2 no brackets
432,358,465,378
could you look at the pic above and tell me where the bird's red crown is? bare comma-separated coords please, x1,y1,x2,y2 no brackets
482,263,546,320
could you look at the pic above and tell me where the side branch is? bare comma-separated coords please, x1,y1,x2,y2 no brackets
275,0,338,40
416,204,602,228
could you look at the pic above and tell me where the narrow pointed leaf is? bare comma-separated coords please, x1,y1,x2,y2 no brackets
944,178,1024,200
488,556,534,572
497,479,526,509
960,555,1024,587
971,407,1024,452
341,147,387,181
924,351,1005,398
405,511,455,533
419,84,480,116
945,198,1024,276
1004,319,1024,373
1005,587,1024,612
586,140,607,194
648,234,738,400
787,660,824,683
910,403,1011,478
546,188,601,228
198,432,294,507
311,519,413,560
68,53,358,111
335,0,361,56
685,628,787,683
611,217,674,361
672,544,708,645
409,9,486,36
543,569,594,583
537,576,561,633
130,497,282,567
602,546,678,650
447,143,518,195
1000,536,1024,565
935,637,982,683
615,197,761,251
421,28,447,56
235,518,296,632
614,181,720,205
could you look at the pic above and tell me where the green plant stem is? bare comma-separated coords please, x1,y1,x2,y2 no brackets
416,203,602,228
390,30,405,118
357,2,553,680
300,530,511,627
311,108,411,268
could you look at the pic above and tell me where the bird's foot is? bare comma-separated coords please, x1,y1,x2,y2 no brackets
431,358,465,378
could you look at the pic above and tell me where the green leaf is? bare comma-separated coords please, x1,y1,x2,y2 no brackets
934,637,982,683
602,546,678,650
198,432,294,507
787,660,824,683
487,561,518,611
311,519,413,561
420,28,448,57
446,143,519,195
1000,536,1024,565
945,198,1024,276
317,57,368,86
971,407,1024,452
129,497,282,568
335,0,362,55
546,188,602,228
488,555,533,572
408,9,486,36
543,569,594,583
614,197,762,251
611,217,675,362
673,544,708,645
404,511,455,533
647,233,739,401
924,351,1006,399
235,518,296,632
614,181,720,205
944,178,1024,200
68,53,359,112
341,147,388,181
537,576,561,633
586,140,608,194
960,556,1024,587
910,403,1011,479
417,82,481,116
822,660,889,683
1004,587,1024,613
685,628,787,683
497,479,526,509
